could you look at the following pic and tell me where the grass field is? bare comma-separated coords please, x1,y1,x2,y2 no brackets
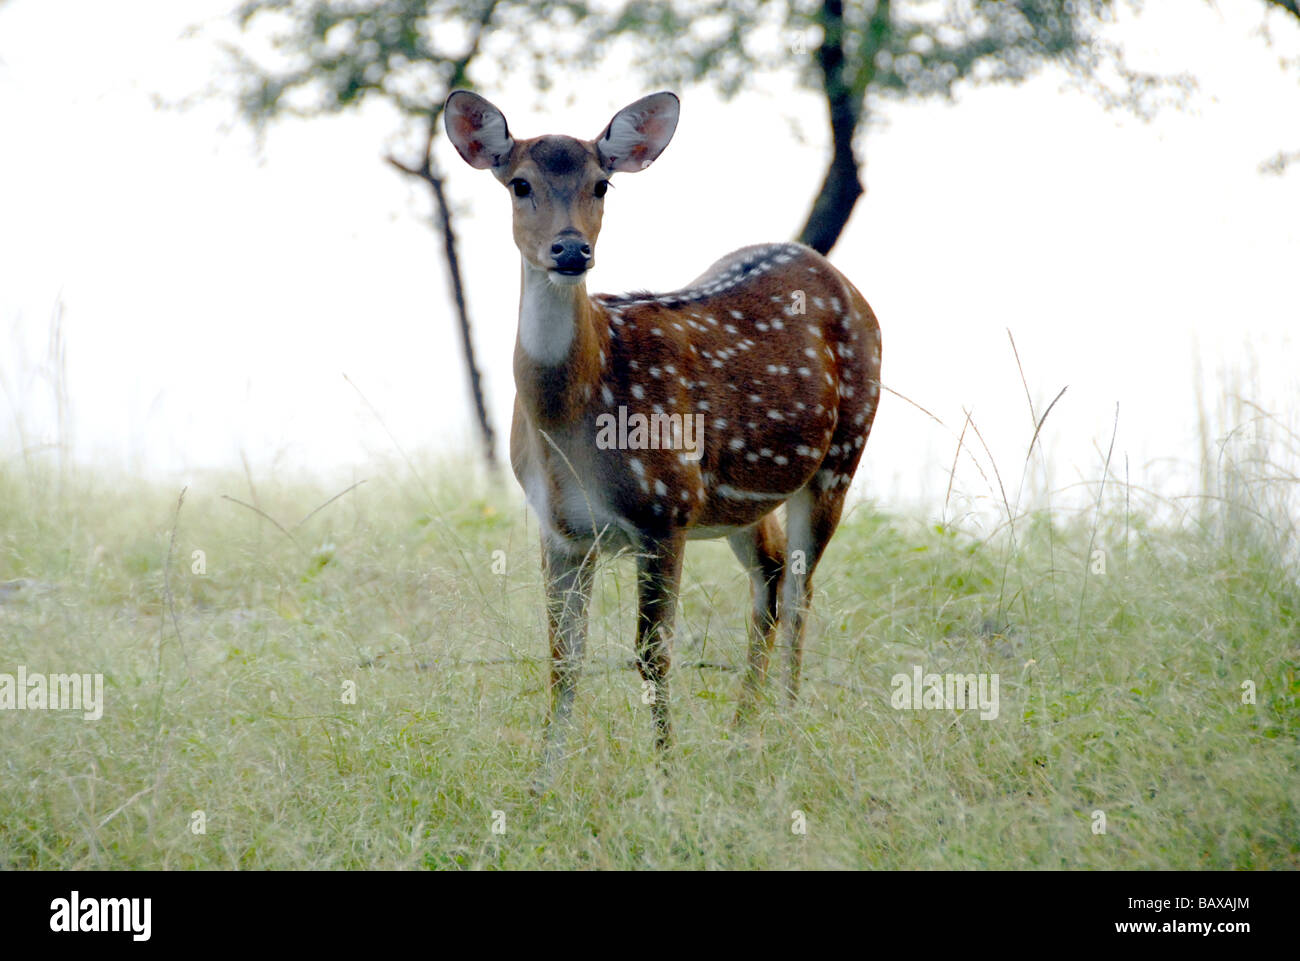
1,429,1297,869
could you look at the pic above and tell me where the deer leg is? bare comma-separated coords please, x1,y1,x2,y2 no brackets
535,540,596,793
781,487,846,699
634,534,685,754
728,514,786,722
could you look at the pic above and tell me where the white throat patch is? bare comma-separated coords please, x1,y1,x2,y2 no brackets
518,261,580,366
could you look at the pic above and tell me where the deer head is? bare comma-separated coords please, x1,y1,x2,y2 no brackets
444,90,679,287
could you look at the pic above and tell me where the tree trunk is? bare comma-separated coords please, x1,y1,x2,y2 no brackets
424,163,498,472
797,98,864,255
797,0,865,255
390,149,500,472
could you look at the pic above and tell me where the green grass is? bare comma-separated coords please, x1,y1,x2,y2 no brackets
0,450,1296,870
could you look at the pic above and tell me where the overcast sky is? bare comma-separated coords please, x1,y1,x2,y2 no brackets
1,0,1297,526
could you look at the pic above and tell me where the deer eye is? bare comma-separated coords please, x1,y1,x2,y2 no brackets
510,179,532,198
594,180,610,199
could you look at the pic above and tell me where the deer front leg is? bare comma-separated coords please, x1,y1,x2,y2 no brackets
634,533,685,755
780,487,847,699
728,515,786,722
535,540,597,793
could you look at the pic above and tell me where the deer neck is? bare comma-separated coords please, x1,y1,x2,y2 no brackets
514,260,604,428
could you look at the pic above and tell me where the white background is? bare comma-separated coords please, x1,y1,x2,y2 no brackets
1,0,1297,522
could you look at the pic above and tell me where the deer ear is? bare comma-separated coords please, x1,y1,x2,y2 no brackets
595,92,679,173
444,91,515,170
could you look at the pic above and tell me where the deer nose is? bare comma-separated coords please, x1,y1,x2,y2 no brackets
549,236,592,275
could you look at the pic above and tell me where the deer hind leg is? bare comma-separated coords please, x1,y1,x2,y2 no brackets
728,514,786,721
535,539,597,793
780,486,847,699
634,533,686,754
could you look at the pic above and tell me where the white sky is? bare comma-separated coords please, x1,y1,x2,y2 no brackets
1,0,1298,525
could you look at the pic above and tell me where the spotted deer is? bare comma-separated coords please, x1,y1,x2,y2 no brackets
444,90,881,788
